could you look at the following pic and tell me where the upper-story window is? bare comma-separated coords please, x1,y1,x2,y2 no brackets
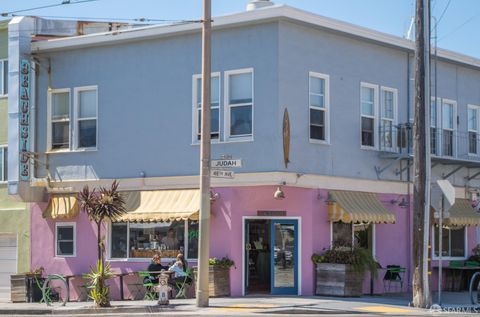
225,69,253,141
442,100,456,157
309,72,330,143
360,83,378,148
0,146,7,182
48,89,71,150
430,98,439,155
75,86,98,149
0,59,8,96
468,105,479,155
192,73,220,142
380,87,397,150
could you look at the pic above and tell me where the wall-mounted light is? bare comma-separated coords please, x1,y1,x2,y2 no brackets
274,182,286,200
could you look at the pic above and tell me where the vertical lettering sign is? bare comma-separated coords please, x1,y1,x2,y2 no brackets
19,60,30,181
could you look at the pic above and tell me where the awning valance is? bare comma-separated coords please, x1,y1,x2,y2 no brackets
116,189,200,222
327,190,396,224
437,199,480,226
43,194,79,220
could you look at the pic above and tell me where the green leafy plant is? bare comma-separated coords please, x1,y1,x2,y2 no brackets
23,266,44,276
209,257,235,269
83,260,115,307
78,180,126,307
312,245,378,277
468,244,480,262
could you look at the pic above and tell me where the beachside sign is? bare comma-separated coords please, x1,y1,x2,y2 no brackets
19,60,31,181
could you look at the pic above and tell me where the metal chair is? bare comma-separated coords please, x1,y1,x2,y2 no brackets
139,271,159,300
383,265,406,293
173,268,193,299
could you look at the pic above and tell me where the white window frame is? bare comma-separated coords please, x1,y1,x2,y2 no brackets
431,225,468,261
55,222,76,257
0,59,7,97
360,82,379,150
192,72,221,144
430,97,441,156
107,220,198,261
380,86,398,151
468,104,480,156
47,88,71,152
74,86,98,150
308,72,330,144
0,145,6,183
441,99,457,157
329,222,376,259
224,68,254,142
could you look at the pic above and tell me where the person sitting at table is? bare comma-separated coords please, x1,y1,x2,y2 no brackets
145,254,168,284
168,253,192,287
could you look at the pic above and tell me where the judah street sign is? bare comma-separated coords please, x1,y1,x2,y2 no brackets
211,170,235,179
211,159,242,169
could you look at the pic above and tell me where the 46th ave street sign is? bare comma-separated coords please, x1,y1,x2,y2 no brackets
211,159,242,169
211,170,235,179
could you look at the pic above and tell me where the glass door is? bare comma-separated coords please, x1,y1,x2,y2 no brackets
270,219,298,295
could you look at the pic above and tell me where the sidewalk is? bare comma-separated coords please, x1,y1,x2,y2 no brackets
0,293,477,316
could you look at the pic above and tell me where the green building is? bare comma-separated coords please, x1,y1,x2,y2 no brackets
0,20,30,302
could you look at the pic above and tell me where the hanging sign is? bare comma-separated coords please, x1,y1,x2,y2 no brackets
19,60,31,181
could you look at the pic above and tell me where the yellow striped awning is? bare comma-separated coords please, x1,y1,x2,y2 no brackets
43,194,79,220
116,189,200,222
437,199,480,226
327,190,396,224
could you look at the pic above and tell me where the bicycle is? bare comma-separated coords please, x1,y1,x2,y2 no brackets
469,271,480,305
38,274,69,306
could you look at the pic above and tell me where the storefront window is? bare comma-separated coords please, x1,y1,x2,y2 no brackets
434,226,466,258
332,222,352,247
332,222,373,254
110,220,198,259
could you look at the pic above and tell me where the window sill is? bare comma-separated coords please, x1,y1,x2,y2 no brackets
0,94,7,99
191,137,254,146
360,145,378,151
55,255,76,258
309,139,330,145
46,148,97,154
431,256,467,262
191,139,222,146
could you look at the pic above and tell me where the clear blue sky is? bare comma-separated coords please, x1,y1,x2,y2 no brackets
2,0,479,58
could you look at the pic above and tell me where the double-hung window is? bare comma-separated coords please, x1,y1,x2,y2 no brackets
332,222,375,256
309,72,329,143
75,86,98,149
55,222,76,257
360,83,378,148
48,89,71,150
430,98,439,155
192,74,220,142
442,100,456,157
0,146,7,182
225,69,253,141
468,105,479,155
380,87,397,150
433,226,466,259
0,59,7,96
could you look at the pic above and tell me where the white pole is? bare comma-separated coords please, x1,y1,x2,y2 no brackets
196,0,212,307
438,197,443,305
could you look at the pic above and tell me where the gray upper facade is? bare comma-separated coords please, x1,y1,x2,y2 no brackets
8,5,480,191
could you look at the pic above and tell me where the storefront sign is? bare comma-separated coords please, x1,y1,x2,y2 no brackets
19,60,31,181
257,210,287,217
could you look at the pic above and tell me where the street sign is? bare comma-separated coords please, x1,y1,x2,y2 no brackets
211,170,234,179
432,179,455,218
211,159,242,169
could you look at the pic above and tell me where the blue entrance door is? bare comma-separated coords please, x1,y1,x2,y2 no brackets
270,219,298,295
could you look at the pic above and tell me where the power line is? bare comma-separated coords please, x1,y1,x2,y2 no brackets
438,12,480,42
1,0,99,17
435,0,452,26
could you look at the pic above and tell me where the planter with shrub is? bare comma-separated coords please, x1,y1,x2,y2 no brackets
193,257,234,297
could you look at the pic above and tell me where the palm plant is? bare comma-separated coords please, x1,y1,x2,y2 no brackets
78,180,126,307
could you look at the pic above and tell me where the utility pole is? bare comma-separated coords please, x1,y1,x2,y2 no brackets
196,0,212,308
412,0,431,308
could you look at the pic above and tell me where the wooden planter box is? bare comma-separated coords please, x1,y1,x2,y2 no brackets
10,274,43,303
193,266,230,297
315,263,364,297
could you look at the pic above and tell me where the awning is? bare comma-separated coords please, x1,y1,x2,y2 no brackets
43,194,79,219
438,199,480,226
327,190,396,224
116,189,200,222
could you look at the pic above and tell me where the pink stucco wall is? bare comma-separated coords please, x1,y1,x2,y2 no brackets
30,186,477,299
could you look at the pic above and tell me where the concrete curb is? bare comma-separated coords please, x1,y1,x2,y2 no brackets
0,304,180,315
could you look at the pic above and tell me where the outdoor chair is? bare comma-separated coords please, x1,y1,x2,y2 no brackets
383,265,406,293
173,268,193,299
139,271,159,300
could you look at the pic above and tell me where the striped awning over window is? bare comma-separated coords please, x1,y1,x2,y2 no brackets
327,190,396,224
438,199,480,226
43,194,79,220
116,189,200,223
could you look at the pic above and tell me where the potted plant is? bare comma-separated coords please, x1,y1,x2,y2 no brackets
10,267,44,303
193,257,235,297
312,245,377,297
